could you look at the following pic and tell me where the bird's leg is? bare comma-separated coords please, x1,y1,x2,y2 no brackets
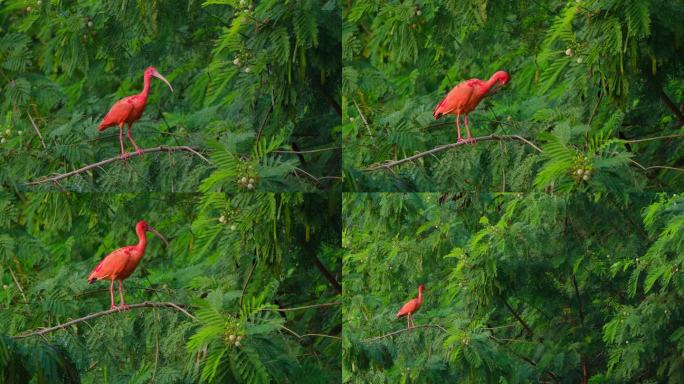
118,123,128,160
126,123,144,156
465,114,475,144
407,315,410,330
118,280,129,311
109,280,119,311
456,113,465,144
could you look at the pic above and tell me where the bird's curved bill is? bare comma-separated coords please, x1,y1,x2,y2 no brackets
148,226,169,248
152,71,174,93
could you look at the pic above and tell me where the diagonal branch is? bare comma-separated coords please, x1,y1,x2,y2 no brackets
503,299,535,338
12,301,196,339
312,254,342,295
24,146,211,186
361,134,543,172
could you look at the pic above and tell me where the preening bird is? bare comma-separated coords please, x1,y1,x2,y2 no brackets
433,71,510,144
98,66,174,159
87,220,168,310
396,284,424,329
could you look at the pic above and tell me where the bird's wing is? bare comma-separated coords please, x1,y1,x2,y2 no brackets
396,298,418,317
434,81,476,117
444,82,476,114
98,97,135,130
88,246,134,281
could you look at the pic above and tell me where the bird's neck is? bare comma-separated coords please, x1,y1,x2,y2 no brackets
134,225,148,253
139,73,152,101
417,288,423,302
482,74,500,94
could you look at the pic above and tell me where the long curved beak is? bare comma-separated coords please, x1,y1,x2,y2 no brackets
148,226,169,248
152,70,174,93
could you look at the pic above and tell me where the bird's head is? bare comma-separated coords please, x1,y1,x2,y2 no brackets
418,284,425,292
145,66,174,93
494,70,510,86
137,220,169,248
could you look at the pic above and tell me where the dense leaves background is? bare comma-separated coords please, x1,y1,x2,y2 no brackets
343,192,684,383
343,0,683,191
0,0,341,191
0,192,341,383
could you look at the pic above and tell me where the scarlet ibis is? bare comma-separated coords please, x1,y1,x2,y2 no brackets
98,66,174,159
433,71,510,144
396,284,424,329
87,220,168,310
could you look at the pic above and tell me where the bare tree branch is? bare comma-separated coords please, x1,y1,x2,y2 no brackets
273,146,341,154
659,89,684,126
503,299,535,338
12,301,196,339
260,302,340,312
361,134,543,172
26,110,46,149
24,146,211,186
621,134,684,144
280,325,341,340
364,324,447,342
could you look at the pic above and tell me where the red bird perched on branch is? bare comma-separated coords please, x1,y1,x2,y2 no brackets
396,284,424,329
87,220,168,310
433,70,510,144
98,66,174,159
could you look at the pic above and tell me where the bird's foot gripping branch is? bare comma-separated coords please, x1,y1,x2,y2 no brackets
24,146,211,187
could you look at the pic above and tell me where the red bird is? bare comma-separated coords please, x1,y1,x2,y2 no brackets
98,66,174,159
433,71,510,144
87,220,168,310
396,284,424,329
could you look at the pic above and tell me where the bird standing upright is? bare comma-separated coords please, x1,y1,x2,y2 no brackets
433,71,510,144
396,284,425,329
98,67,174,159
87,220,168,310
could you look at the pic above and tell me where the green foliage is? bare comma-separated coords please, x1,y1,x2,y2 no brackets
0,192,341,383
343,0,684,192
0,0,341,191
343,192,684,383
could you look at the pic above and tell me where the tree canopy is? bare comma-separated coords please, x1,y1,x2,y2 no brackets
343,0,683,192
0,191,341,383
0,0,341,192
343,192,684,383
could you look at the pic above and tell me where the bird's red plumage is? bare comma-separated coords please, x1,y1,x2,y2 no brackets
98,96,143,131
396,297,421,318
432,71,509,142
396,285,424,318
97,67,173,157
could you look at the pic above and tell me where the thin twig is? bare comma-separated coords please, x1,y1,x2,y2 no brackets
24,146,211,186
364,324,448,342
621,134,684,144
273,146,341,154
628,159,684,173
255,105,273,147
352,96,372,136
280,325,341,340
240,259,257,307
8,266,28,304
362,134,543,171
260,302,341,312
12,301,196,339
26,110,46,149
